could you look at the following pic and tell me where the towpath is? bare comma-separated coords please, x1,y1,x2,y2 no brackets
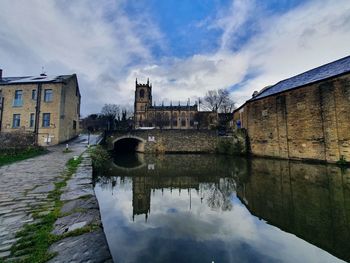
0,135,100,260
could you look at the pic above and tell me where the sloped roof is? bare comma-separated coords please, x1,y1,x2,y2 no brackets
149,105,198,111
251,55,350,101
0,74,74,85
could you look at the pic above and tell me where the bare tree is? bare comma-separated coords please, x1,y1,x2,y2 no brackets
101,104,120,130
202,89,235,113
149,111,169,129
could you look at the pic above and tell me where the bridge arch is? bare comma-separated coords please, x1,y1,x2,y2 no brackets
112,135,146,153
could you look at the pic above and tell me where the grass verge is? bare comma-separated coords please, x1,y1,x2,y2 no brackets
9,156,84,263
0,147,47,167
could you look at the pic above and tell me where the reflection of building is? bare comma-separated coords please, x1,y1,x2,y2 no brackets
134,79,217,129
236,158,350,262
0,70,81,146
132,177,151,220
131,175,203,220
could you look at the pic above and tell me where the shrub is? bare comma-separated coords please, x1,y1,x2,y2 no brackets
89,146,110,171
337,155,348,166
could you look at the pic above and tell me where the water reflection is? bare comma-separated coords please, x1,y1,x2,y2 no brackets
94,154,350,263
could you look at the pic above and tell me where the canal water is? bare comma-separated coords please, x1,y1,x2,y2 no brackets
94,154,350,263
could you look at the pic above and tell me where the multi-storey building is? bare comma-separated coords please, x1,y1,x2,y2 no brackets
0,69,81,146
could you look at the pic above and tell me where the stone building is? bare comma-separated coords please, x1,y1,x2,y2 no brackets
134,79,217,129
0,70,81,146
233,55,350,163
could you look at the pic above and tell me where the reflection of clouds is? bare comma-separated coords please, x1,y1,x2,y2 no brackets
95,179,345,263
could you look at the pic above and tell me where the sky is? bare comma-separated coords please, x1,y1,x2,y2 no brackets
0,0,350,116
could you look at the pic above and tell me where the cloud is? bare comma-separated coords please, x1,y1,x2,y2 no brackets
0,0,163,115
1,0,349,114
121,0,350,107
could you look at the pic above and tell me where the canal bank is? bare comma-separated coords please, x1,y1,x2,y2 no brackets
0,135,112,262
47,152,111,263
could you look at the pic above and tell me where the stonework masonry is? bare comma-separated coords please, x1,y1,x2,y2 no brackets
0,131,35,150
107,130,247,154
0,74,80,146
235,73,350,163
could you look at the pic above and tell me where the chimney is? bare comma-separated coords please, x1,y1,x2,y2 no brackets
0,69,2,80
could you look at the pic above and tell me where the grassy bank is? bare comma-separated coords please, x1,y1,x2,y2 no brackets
0,147,47,167
9,157,83,263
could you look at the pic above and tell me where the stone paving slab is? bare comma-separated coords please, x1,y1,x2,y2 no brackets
49,151,112,262
48,231,112,263
30,183,55,193
52,209,101,235
60,196,99,215
60,188,94,201
0,136,90,261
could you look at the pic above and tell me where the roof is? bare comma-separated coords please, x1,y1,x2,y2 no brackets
0,74,75,85
251,55,350,101
149,105,198,111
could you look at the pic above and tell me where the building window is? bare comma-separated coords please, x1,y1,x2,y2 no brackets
30,113,35,128
42,113,50,127
32,89,37,100
172,114,178,126
44,89,53,102
181,112,186,127
73,120,77,129
13,90,23,107
139,89,145,98
12,114,21,128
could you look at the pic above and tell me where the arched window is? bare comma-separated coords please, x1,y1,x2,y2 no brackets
172,113,178,127
139,89,145,98
164,112,170,126
190,113,194,126
181,112,186,127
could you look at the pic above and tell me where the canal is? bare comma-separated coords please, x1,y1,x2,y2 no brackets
94,153,350,263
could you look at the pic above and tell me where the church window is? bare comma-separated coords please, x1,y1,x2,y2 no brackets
172,113,178,126
139,89,145,98
164,113,170,126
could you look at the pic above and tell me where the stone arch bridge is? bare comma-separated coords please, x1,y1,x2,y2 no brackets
106,130,223,154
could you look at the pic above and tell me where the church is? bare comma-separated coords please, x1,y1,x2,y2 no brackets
134,79,217,129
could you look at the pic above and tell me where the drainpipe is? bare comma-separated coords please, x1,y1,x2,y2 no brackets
0,69,3,132
0,96,3,132
34,83,42,145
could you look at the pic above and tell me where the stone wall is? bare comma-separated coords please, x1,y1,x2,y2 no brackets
0,131,35,150
0,76,80,146
237,73,350,163
107,129,247,154
236,158,350,262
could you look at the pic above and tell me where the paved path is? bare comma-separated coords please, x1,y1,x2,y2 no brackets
0,135,99,260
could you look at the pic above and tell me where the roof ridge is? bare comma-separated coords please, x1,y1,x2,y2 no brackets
271,55,350,87
251,54,350,101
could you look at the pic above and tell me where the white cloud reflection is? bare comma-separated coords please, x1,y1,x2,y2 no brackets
95,177,345,263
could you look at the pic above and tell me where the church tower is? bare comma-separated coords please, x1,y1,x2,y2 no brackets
134,78,152,128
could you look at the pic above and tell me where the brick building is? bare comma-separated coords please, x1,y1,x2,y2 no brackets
233,55,350,163
134,79,217,129
0,70,81,146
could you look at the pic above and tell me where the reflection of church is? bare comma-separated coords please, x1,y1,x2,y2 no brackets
132,176,205,221
134,79,217,129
